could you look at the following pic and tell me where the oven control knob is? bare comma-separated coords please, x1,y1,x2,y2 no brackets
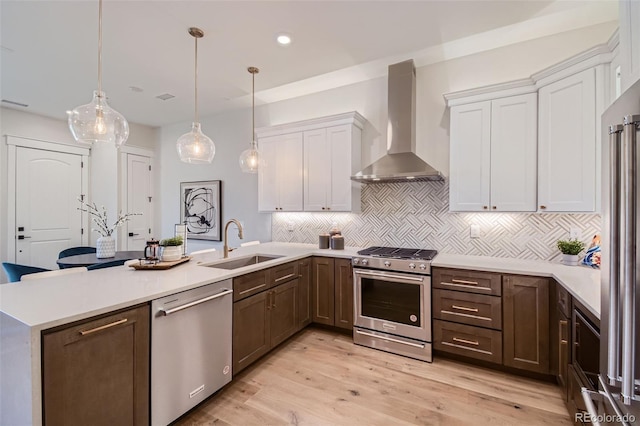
409,263,416,269
384,261,391,267
419,264,427,270
353,258,359,264
361,259,368,265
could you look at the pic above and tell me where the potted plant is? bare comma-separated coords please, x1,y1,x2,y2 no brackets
77,199,141,259
159,236,184,262
557,239,585,266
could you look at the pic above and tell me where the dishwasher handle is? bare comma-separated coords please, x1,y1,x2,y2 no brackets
159,289,233,316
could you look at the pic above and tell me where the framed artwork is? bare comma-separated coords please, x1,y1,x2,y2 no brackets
180,180,222,241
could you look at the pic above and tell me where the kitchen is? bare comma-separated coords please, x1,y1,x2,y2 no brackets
1,1,638,425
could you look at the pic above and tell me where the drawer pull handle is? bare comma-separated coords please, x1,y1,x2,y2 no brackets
452,337,479,346
451,279,479,286
451,305,479,313
80,318,128,336
239,283,267,295
274,272,296,283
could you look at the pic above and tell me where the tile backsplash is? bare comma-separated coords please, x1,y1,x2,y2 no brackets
271,181,601,262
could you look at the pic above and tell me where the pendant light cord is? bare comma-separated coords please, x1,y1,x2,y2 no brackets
194,35,199,123
252,70,255,142
97,0,102,95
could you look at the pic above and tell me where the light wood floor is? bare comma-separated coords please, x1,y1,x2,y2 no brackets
175,327,571,426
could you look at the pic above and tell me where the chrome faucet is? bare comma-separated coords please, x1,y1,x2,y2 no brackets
223,219,244,258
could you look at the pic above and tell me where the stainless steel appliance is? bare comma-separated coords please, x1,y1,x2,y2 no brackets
352,246,437,362
151,280,233,425
584,78,640,425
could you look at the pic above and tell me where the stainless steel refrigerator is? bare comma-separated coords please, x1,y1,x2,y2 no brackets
589,77,640,425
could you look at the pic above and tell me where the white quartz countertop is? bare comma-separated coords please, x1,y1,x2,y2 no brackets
432,253,600,318
0,242,601,331
0,243,358,332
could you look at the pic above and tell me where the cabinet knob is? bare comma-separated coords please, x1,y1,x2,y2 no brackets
483,206,488,210
322,207,325,210
327,207,331,211
540,205,546,210
492,206,497,210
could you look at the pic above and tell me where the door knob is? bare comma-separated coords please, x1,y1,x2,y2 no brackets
129,232,140,237
17,235,31,240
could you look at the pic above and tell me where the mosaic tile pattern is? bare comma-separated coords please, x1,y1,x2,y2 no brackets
272,181,602,262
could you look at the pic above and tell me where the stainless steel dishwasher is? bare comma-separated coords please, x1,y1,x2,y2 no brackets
151,279,233,425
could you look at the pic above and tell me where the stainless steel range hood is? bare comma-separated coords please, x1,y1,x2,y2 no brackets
351,59,443,183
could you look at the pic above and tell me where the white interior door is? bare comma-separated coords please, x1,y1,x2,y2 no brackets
15,147,83,269
125,154,152,250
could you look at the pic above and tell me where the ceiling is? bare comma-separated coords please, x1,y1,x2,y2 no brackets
1,1,618,128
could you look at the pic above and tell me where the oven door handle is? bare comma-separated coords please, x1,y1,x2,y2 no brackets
354,329,426,348
354,270,424,283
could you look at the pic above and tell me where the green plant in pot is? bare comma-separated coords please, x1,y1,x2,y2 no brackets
159,236,184,262
557,238,585,266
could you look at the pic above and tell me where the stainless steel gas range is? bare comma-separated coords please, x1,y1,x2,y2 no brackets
352,246,437,362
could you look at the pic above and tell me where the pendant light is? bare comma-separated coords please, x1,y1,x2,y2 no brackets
177,27,215,164
239,67,260,173
68,0,129,148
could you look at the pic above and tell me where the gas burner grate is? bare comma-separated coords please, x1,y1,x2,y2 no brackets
357,246,438,261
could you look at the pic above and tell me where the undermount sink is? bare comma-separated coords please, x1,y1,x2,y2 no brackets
204,254,284,270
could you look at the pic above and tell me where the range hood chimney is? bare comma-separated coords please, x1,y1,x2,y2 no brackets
351,59,443,183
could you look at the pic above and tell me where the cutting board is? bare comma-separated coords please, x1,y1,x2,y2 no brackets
129,256,191,270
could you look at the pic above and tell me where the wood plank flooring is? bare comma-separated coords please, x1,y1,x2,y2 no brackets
175,328,571,426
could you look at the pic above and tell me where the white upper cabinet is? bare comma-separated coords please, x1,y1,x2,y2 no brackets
619,0,640,92
256,112,364,213
258,132,303,212
449,101,491,211
304,124,361,212
538,68,596,212
449,93,537,212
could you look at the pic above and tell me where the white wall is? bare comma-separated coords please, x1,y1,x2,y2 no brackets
0,107,158,267
158,110,272,251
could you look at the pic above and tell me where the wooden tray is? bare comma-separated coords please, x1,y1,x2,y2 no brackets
129,256,191,270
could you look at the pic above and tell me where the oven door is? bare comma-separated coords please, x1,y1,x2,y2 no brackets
354,268,430,342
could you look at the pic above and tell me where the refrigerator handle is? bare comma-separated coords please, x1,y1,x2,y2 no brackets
608,124,623,386
621,114,639,404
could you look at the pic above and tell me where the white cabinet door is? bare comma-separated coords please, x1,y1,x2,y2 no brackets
449,101,491,211
125,154,152,251
327,125,353,211
303,128,329,211
258,135,281,211
278,133,304,211
490,94,537,212
538,68,596,212
620,0,640,92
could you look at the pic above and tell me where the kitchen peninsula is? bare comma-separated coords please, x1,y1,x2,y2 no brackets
0,242,600,425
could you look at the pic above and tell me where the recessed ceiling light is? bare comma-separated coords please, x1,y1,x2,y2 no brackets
156,93,175,101
276,33,292,46
129,86,144,93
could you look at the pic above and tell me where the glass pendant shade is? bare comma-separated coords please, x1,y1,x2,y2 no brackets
68,90,129,147
239,140,259,173
177,122,215,164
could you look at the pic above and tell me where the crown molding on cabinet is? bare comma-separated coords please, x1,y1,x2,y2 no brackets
255,111,365,139
444,41,615,107
443,79,536,107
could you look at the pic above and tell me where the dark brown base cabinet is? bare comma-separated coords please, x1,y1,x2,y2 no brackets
298,258,312,328
312,257,353,330
42,304,150,426
433,268,551,376
503,274,550,374
233,261,300,374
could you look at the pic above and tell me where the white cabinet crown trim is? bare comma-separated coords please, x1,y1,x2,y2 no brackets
255,111,365,139
444,43,614,107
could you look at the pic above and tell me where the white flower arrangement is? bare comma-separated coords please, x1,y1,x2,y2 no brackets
77,199,142,237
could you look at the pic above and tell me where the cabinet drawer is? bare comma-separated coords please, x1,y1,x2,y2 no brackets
432,268,502,296
434,319,502,364
233,269,269,301
557,283,571,318
433,289,502,330
271,261,299,286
